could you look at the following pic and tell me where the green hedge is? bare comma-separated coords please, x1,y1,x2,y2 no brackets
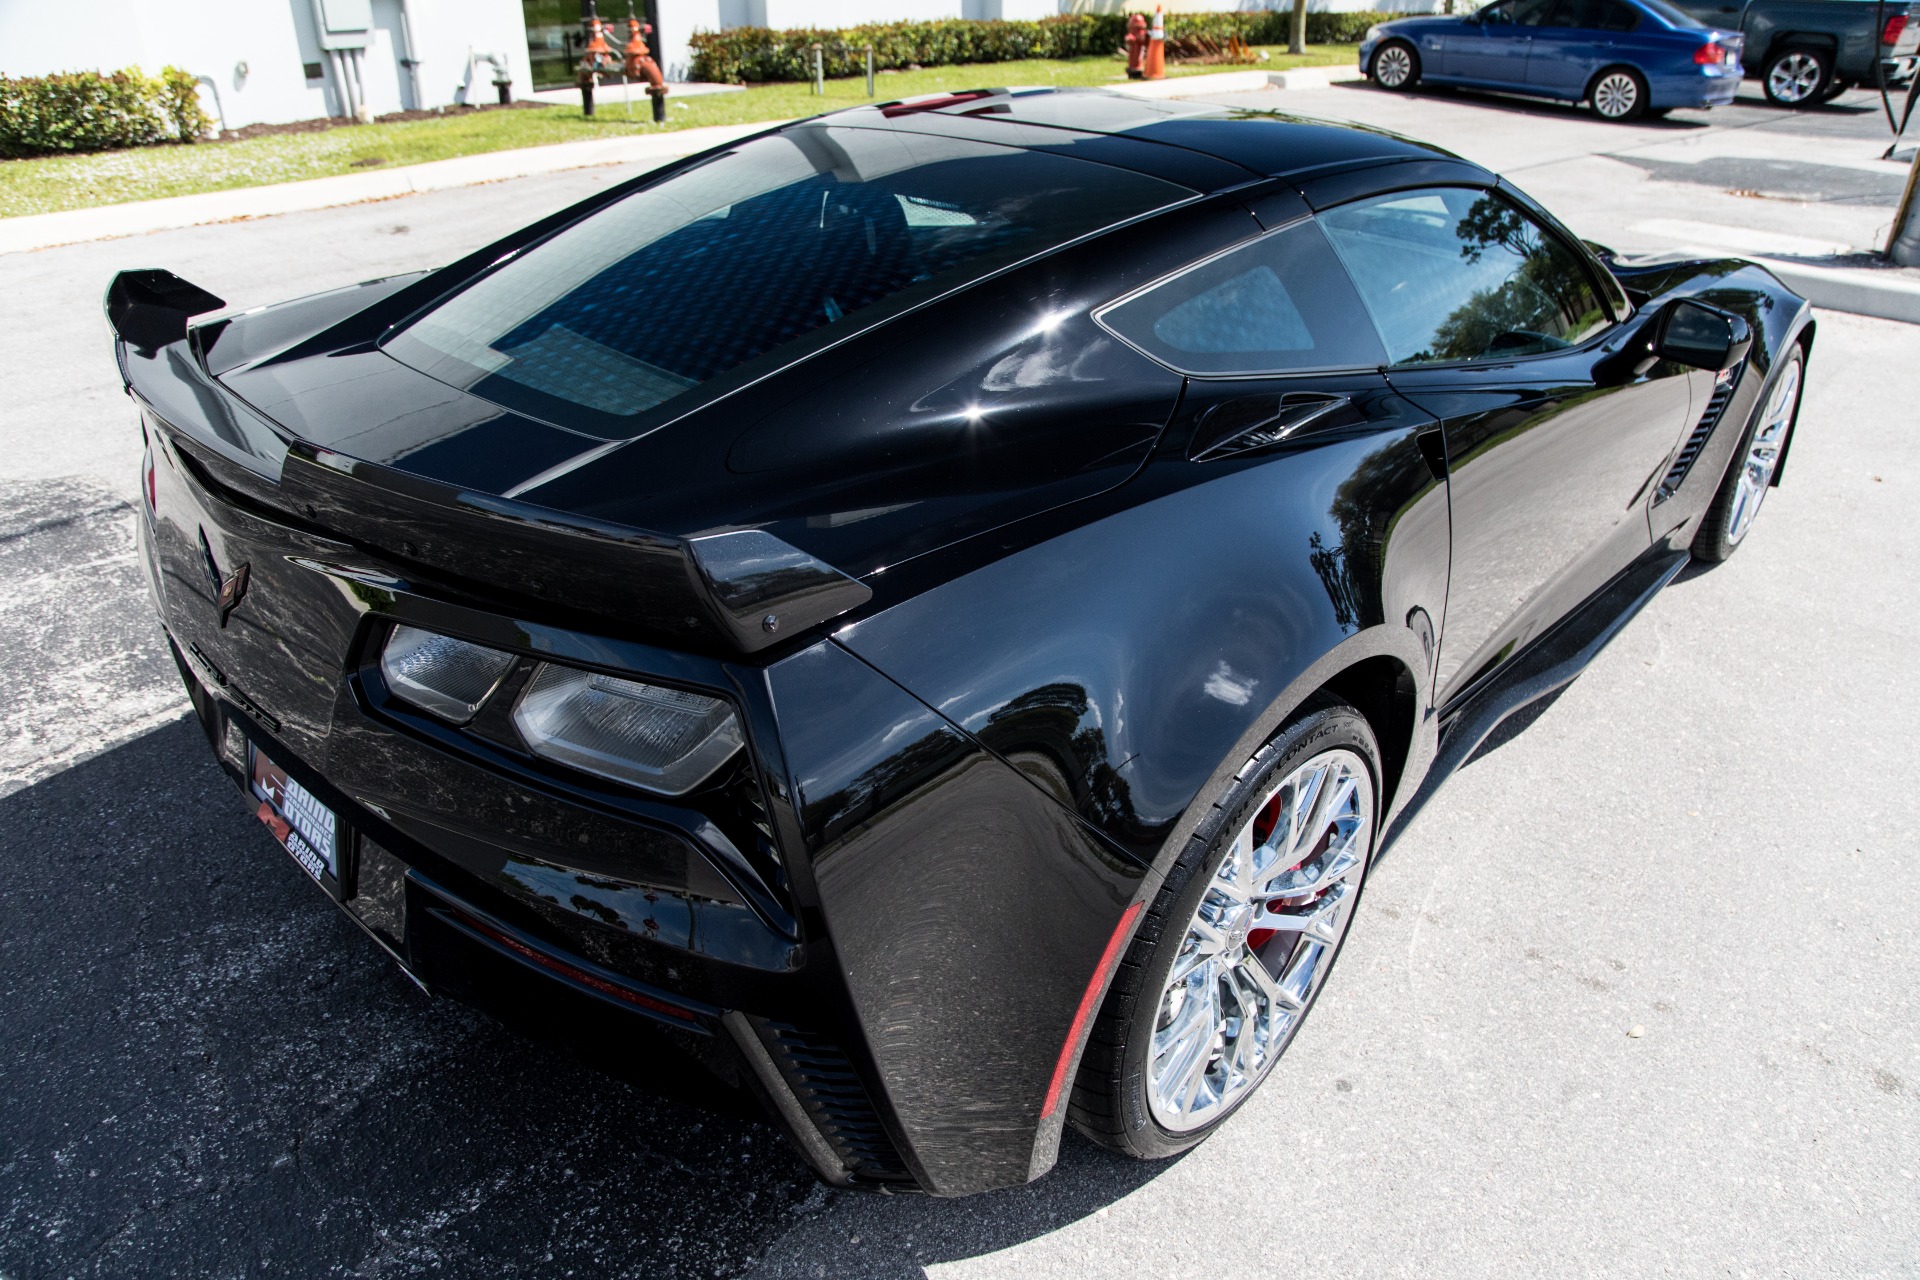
0,67,211,159
690,12,1391,84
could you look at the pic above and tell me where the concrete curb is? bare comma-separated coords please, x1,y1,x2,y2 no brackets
0,119,787,256
1752,256,1920,325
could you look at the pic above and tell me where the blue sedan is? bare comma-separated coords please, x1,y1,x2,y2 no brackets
1359,0,1744,120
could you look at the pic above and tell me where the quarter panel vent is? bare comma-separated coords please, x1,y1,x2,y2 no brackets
1655,362,1743,502
758,1020,916,1187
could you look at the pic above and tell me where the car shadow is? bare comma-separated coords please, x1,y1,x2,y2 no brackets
0,716,1167,1277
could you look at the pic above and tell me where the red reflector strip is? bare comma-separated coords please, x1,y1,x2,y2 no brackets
1042,900,1146,1118
452,909,700,1024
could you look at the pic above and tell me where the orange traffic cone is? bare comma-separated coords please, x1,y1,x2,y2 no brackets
1144,7,1167,80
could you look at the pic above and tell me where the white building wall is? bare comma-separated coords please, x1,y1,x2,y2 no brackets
0,0,532,130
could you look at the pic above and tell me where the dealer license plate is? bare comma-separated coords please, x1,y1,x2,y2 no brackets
250,744,339,886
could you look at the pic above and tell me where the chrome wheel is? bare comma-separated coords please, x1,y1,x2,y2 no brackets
1374,44,1414,89
1726,356,1800,545
1592,71,1641,119
1146,748,1374,1133
1767,52,1824,104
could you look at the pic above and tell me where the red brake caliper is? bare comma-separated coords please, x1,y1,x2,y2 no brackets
1246,789,1334,955
1245,793,1288,954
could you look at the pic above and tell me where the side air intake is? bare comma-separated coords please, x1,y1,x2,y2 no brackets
1655,362,1744,502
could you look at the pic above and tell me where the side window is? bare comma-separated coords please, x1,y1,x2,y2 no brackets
1541,0,1588,27
1511,0,1557,24
1476,1,1515,24
1097,219,1387,376
1597,0,1641,32
1318,187,1611,366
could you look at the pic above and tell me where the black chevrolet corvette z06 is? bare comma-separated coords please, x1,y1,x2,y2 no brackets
110,87,1812,1197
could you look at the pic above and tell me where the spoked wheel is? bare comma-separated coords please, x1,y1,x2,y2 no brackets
1590,67,1648,121
1072,700,1379,1158
1763,48,1830,106
1371,40,1421,92
1694,346,1804,561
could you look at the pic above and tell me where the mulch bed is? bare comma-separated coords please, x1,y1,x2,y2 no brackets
213,99,550,144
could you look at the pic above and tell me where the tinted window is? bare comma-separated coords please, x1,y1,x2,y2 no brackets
1546,0,1640,29
1319,188,1610,366
1511,0,1556,25
385,127,1192,435
1635,0,1708,27
1098,219,1387,375
1597,1,1642,32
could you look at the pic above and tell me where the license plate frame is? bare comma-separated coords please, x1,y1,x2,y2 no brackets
249,741,349,899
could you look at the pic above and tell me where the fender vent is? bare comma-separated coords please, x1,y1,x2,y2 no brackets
761,1021,915,1186
1655,362,1743,502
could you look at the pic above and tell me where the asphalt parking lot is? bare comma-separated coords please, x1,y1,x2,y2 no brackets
2,84,1917,1278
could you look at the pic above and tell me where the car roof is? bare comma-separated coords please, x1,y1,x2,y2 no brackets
812,88,1461,189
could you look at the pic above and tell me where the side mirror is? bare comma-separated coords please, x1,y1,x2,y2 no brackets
1654,299,1751,371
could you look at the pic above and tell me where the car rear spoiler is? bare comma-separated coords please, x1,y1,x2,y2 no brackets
107,269,871,656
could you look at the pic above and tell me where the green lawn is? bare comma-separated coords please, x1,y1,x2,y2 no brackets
0,47,1356,219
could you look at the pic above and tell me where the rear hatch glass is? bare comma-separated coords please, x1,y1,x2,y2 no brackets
382,125,1193,438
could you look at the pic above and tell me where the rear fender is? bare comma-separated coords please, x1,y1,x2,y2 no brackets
837,420,1450,874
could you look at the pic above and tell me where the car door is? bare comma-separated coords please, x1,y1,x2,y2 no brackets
1527,0,1644,97
1448,0,1555,84
1316,185,1693,708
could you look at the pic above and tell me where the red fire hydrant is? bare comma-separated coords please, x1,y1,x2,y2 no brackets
577,2,620,117
1125,13,1149,80
623,15,669,123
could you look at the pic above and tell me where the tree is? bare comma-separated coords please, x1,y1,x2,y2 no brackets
1290,0,1308,54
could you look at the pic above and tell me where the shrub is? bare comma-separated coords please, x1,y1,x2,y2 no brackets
0,66,211,159
689,12,1391,84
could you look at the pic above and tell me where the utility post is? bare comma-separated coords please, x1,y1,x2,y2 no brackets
1890,147,1920,265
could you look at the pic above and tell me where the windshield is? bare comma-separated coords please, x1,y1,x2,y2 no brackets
384,125,1193,437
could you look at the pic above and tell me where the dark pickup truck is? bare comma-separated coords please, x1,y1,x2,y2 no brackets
1671,0,1919,102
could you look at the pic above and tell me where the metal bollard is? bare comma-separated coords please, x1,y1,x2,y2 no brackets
866,45,875,98
812,44,825,95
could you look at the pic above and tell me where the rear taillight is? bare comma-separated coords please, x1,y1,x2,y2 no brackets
1694,40,1729,65
380,625,516,724
1884,14,1908,45
512,664,744,796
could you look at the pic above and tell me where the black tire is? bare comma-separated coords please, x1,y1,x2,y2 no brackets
1370,39,1422,91
1762,46,1832,106
1070,697,1380,1160
1693,345,1805,562
1821,77,1853,101
1588,65,1650,120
